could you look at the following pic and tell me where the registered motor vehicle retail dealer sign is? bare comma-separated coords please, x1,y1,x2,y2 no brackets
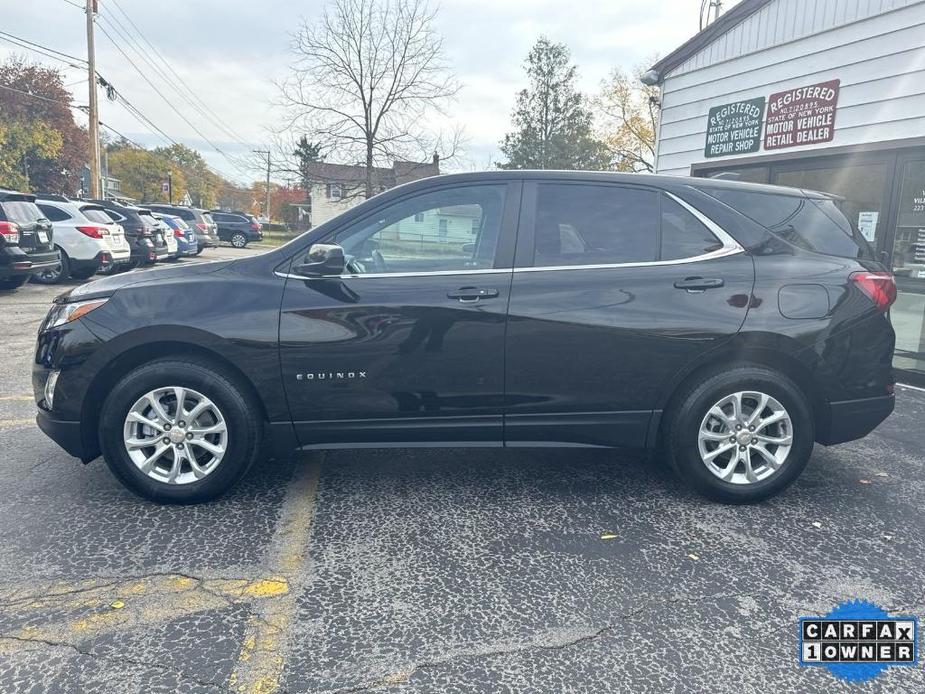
765,79,840,150
704,97,765,158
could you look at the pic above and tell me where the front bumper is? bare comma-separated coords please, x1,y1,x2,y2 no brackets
36,409,91,461
816,394,895,446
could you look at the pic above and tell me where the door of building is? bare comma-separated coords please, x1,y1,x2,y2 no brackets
889,157,925,382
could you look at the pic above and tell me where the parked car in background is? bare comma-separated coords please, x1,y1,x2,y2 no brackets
90,200,169,267
0,203,34,290
151,214,180,261
154,213,198,257
147,204,217,251
198,210,219,248
0,189,59,289
33,172,896,503
210,210,263,248
34,198,132,283
78,204,135,275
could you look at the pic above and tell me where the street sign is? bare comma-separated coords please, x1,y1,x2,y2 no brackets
764,79,840,151
704,97,765,158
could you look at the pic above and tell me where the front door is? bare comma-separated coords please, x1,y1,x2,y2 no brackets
279,182,520,447
504,181,754,448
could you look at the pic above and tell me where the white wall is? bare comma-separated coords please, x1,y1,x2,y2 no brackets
655,0,925,175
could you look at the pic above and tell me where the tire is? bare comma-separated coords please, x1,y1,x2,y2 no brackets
230,233,247,248
664,364,814,504
31,249,69,284
0,274,30,290
195,247,204,256
99,358,263,503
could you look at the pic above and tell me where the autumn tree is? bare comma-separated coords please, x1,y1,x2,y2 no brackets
0,57,87,193
154,144,222,207
107,147,188,204
595,65,659,172
0,120,62,191
499,38,610,171
280,0,459,198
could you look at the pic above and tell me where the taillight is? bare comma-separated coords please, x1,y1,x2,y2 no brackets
249,222,260,231
850,271,896,312
196,223,207,232
174,229,183,238
0,221,21,244
76,225,106,239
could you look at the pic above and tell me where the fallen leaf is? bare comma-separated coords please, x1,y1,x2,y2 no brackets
875,472,888,478
882,534,894,541
599,533,618,540
687,553,699,561
859,479,872,484
109,600,125,609
811,521,822,529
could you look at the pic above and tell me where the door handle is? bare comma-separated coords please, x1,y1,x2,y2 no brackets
447,286,499,303
674,277,724,292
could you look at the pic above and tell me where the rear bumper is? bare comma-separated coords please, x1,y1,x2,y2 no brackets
27,250,61,272
816,394,895,446
36,409,93,461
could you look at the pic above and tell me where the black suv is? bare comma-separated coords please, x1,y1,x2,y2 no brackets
90,200,169,266
33,172,896,504
210,211,262,248
147,204,218,251
0,189,60,290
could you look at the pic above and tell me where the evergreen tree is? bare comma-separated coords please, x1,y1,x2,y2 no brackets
499,37,610,170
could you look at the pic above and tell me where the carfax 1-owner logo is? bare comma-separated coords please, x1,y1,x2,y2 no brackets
799,600,918,682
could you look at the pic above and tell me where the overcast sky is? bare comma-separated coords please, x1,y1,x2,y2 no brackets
2,0,740,184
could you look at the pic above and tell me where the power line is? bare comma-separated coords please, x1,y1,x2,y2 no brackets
60,0,83,8
0,82,77,107
106,0,252,147
95,16,254,181
0,31,87,69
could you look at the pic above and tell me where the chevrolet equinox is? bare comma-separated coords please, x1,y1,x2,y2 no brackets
33,172,896,504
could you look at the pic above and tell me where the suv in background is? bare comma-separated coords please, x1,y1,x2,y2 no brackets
35,198,132,283
210,210,263,248
90,200,169,267
0,189,59,289
147,204,217,252
33,172,896,504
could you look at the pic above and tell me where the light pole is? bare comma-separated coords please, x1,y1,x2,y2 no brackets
167,170,173,204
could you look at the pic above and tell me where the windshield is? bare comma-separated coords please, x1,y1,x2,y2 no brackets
137,211,160,230
1,200,46,225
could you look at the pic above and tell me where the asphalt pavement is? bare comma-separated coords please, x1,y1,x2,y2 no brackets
0,246,923,693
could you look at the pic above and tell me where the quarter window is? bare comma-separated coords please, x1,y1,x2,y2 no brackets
323,184,507,274
660,196,723,260
532,184,658,266
38,204,71,222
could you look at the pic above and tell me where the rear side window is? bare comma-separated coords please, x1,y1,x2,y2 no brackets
533,184,658,266
38,204,71,222
81,207,116,224
660,196,722,260
701,188,872,259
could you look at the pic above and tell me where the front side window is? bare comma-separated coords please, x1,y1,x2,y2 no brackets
312,184,507,275
532,184,658,266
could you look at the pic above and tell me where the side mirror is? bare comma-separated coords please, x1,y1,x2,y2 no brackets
294,243,346,277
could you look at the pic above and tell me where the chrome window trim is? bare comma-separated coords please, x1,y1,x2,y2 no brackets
277,192,744,280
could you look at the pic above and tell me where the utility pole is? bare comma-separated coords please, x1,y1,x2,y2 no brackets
86,0,101,198
253,150,271,221
167,170,173,204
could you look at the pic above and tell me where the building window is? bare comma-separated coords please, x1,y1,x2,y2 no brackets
327,184,343,201
414,212,424,222
438,218,448,242
470,218,479,235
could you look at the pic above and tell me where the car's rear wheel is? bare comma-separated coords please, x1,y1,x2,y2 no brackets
230,232,248,248
32,249,69,284
665,365,813,504
99,358,262,503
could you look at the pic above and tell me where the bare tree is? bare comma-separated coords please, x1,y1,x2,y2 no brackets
595,64,660,173
279,0,460,198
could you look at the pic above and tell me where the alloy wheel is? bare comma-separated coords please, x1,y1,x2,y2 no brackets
122,386,228,484
231,233,247,248
697,390,793,485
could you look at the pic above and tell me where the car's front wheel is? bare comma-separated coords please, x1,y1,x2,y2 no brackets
230,232,248,248
99,358,262,503
665,365,813,504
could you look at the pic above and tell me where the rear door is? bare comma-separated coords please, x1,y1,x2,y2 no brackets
504,181,755,448
1,198,53,253
279,181,520,448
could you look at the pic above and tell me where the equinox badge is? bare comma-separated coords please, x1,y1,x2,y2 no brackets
296,371,367,381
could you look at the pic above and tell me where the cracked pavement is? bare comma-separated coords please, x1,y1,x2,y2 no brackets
2,250,924,692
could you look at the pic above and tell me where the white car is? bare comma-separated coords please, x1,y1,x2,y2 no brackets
150,213,179,260
34,198,132,283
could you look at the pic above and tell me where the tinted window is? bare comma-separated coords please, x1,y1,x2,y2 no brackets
137,211,159,229
702,188,872,259
660,196,722,260
81,207,116,224
1,200,44,224
532,184,658,266
38,204,71,222
327,185,507,274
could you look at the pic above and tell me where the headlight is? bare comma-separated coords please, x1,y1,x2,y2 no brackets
44,299,109,330
44,370,60,409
